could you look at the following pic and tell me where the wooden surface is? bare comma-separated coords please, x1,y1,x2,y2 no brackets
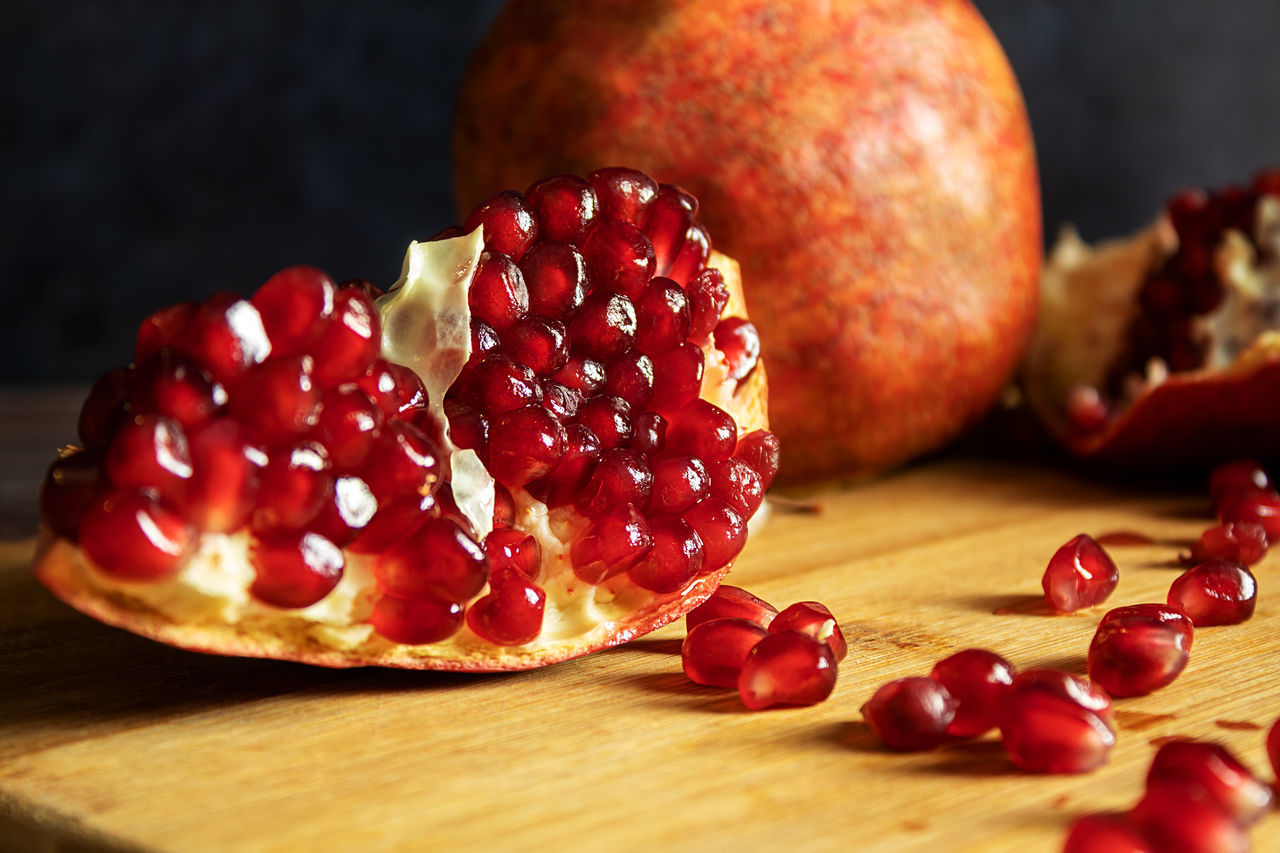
2,388,1279,852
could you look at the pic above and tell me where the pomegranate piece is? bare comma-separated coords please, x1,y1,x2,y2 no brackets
768,601,847,662
1061,814,1153,853
1145,739,1273,825
737,631,838,711
1087,603,1193,698
861,677,957,751
79,490,194,581
1167,560,1258,626
928,648,1015,738
1041,533,1119,613
685,584,778,631
249,530,345,609
1129,786,1249,853
998,670,1115,774
682,617,769,688
1184,521,1268,566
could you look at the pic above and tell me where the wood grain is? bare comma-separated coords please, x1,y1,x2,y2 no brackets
2,458,1278,852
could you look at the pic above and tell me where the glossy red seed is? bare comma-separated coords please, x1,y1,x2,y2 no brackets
999,670,1116,774
1042,533,1120,613
633,277,691,355
484,528,541,579
103,413,192,500
928,648,1015,738
250,265,336,358
770,602,847,662
734,430,781,489
630,411,666,454
251,443,332,532
666,399,737,462
576,395,632,449
570,503,653,583
686,268,730,345
228,355,321,436
667,222,711,286
1129,786,1249,853
1146,739,1273,825
373,516,488,602
682,618,770,688
1167,560,1258,626
356,359,428,420
708,457,764,518
538,423,600,508
343,493,431,554
862,677,957,751
1217,487,1280,538
738,631,838,711
645,184,697,276
604,350,654,409
492,484,515,529
1208,459,1271,510
648,452,709,514
551,352,606,395
443,399,489,462
80,490,193,581
539,379,582,420
568,290,637,362
248,530,344,608
358,420,441,503
577,448,652,517
1185,521,1268,566
713,318,761,382
1268,718,1280,780
518,242,588,319
469,251,529,333
462,191,538,260
130,351,226,429
135,301,197,365
308,385,383,469
686,585,778,631
583,218,656,300
649,344,705,414
466,568,546,645
179,293,271,385
78,367,133,450
1061,814,1153,853
503,315,568,375
371,593,465,645
628,515,704,593
681,499,747,573
311,289,380,387
179,418,263,533
487,405,567,487
466,354,543,415
525,174,598,244
1088,603,1193,697
588,166,658,226
39,450,108,540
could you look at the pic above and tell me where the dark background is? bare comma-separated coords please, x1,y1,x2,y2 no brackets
4,1,1279,385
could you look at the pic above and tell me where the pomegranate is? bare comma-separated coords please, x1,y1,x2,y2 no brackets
453,0,1041,482
1086,603,1194,698
32,169,774,671
1024,167,1280,465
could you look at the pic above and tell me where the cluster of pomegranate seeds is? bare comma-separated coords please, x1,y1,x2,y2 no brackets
1086,603,1193,698
1042,533,1120,613
681,585,843,710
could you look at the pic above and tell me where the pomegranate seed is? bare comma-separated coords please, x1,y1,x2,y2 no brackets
373,516,488,602
179,418,263,533
628,514,705,592
343,493,430,554
682,617,769,688
1061,814,1153,853
667,221,711,286
78,367,133,450
686,268,730,345
681,500,747,573
713,318,761,382
39,449,108,540
503,316,568,376
552,352,606,395
738,631,838,711
686,585,778,631
357,420,442,503
250,265,335,358
1146,739,1273,825
604,350,654,409
735,430,782,489
583,218,656,300
649,343,705,412
645,184,697,276
1217,487,1280,538
310,288,380,387
130,351,227,429
469,251,529,333
576,394,633,449
80,490,193,581
444,400,489,462
178,293,271,385
309,385,383,469
462,191,538,261
371,592,465,644
466,354,543,414
630,411,667,454
577,449,653,517
356,359,428,420
484,528,541,579
1088,603,1193,697
588,166,658,226
518,241,588,319
487,405,568,487
708,457,765,518
648,452,709,514
540,379,582,420
492,484,515,528
570,503,653,583
1267,718,1280,780
928,648,1015,738
248,529,344,608
251,442,332,532
1185,521,1268,566
103,413,192,500
465,568,546,645
568,290,637,362
633,277,691,355
666,399,737,461
1042,533,1120,613
1129,786,1249,853
862,677,958,751
1209,459,1271,510
539,423,600,507
525,174,598,244
228,355,321,437
999,670,1116,774
1167,560,1257,626
769,602,847,662
135,301,196,365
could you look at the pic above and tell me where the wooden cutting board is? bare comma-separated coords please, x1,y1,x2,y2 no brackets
2,456,1278,852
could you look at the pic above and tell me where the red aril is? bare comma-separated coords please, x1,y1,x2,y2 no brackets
928,648,1015,738
248,530,345,609
1128,786,1249,853
38,450,108,541
1144,739,1273,826
861,676,957,751
1217,488,1280,538
1184,521,1268,566
1167,560,1258,626
768,601,847,662
79,490,194,581
1268,718,1280,781
465,568,546,646
1042,533,1119,612
737,631,838,710
682,617,769,688
685,584,778,631
1208,459,1271,511
1087,603,1193,698
1061,814,1153,853
998,670,1116,774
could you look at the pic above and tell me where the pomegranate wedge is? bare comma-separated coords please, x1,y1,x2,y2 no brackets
34,169,773,671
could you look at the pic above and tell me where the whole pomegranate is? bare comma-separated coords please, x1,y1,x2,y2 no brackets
453,0,1041,482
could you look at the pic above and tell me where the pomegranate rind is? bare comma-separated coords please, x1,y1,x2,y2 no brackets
32,248,768,671
1024,222,1280,466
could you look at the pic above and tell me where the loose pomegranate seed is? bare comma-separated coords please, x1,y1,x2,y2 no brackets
713,318,761,382
708,457,765,518
80,490,194,581
576,395,633,449
928,648,1015,738
179,418,263,533
487,405,568,487
686,585,779,631
577,449,653,517
525,174,598,244
178,293,271,385
1061,814,1153,853
466,568,546,645
1209,459,1271,511
769,601,847,661
310,288,380,387
308,385,383,469
681,500,747,572
228,355,322,437
357,420,442,503
469,251,529,333
999,670,1116,774
568,290,638,361
462,191,538,261
667,221,711,286
648,342,705,412
503,316,569,376
135,301,196,365
570,503,653,583
630,411,666,454
251,442,332,532
1267,718,1280,780
518,241,588,319
39,449,108,540
78,367,132,450
1088,603,1194,698
738,631,838,711
103,413,192,500
373,516,488,602
484,528,541,579
1217,487,1280,538
370,592,465,645
1146,739,1273,825
583,218,656,300
627,514,704,592
1185,521,1268,566
1129,786,1249,853
248,529,344,608
130,350,227,429
588,166,658,227
1042,533,1120,613
633,277,691,355
682,617,769,688
250,265,335,358
666,399,737,462
686,268,730,345
645,184,698,276
648,452,709,514
1167,560,1257,626
862,677,958,751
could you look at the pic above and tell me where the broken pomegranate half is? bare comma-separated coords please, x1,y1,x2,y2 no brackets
1023,167,1280,465
33,168,773,671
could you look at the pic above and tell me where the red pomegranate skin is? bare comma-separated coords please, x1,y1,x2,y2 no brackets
454,0,1041,482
